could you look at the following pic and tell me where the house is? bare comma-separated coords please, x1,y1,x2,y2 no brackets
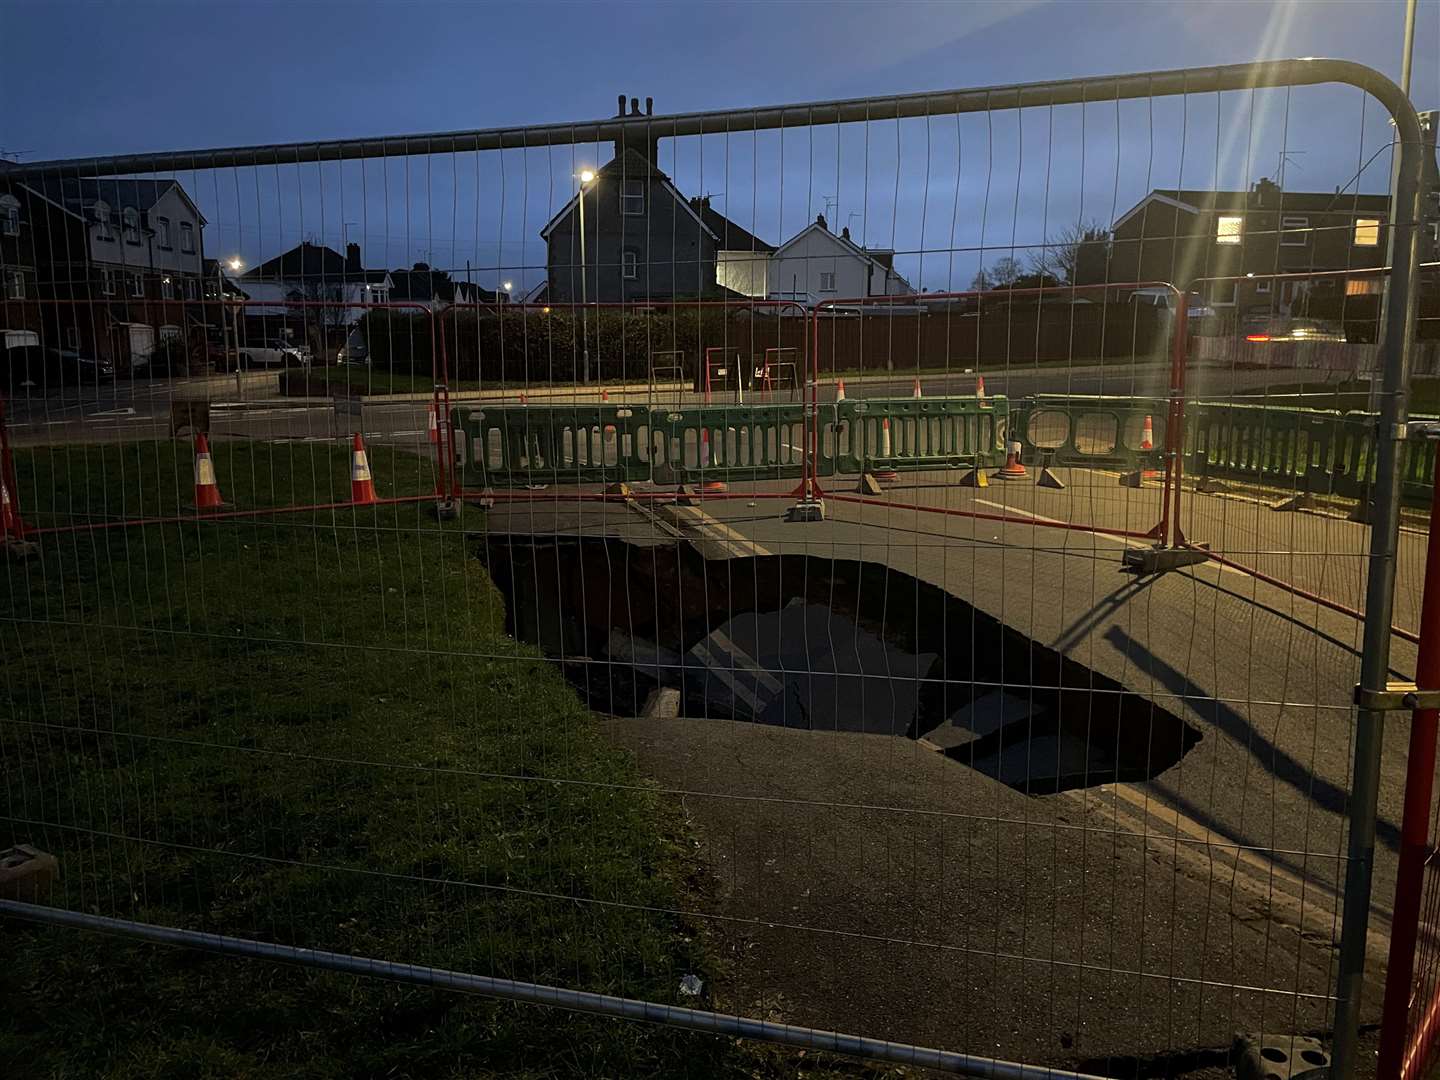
1087,179,1414,321
388,262,497,310
540,95,766,304
240,241,392,349
751,215,912,305
0,177,208,366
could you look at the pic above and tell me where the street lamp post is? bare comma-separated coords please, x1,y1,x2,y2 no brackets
221,257,243,395
578,170,594,384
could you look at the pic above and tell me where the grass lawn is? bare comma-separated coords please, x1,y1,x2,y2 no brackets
0,442,857,1079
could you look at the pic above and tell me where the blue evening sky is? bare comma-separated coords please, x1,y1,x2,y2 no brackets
3,0,1436,292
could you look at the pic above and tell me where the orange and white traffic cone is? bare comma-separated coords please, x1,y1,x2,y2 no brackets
1119,414,1163,487
976,375,987,406
600,387,610,403
518,391,528,405
0,473,23,540
836,378,847,402
912,377,923,399
192,433,227,510
350,432,377,505
699,428,727,493
994,439,1028,481
427,403,439,444
873,417,898,482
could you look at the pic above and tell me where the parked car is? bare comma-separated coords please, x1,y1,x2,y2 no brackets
1241,315,1347,344
5,346,115,391
338,329,369,366
1128,287,1220,334
234,340,312,369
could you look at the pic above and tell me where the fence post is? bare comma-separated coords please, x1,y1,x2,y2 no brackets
1332,94,1428,1078
1378,435,1440,1078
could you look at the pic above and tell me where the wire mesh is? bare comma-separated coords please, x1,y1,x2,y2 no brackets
0,60,1431,1077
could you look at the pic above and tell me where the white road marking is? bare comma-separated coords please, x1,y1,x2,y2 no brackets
972,498,1152,550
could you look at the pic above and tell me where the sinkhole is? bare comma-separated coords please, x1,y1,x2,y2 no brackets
476,534,1201,795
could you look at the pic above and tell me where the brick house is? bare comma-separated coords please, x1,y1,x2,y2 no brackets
0,177,208,368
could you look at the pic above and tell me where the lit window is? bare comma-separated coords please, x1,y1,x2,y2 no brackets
1215,215,1243,245
1345,278,1384,296
180,222,195,253
161,277,174,301
620,179,644,216
123,209,140,245
622,249,638,279
3,269,23,300
819,271,837,292
156,217,172,248
129,272,144,298
1354,217,1381,247
101,268,117,295
1280,216,1308,246
0,196,19,237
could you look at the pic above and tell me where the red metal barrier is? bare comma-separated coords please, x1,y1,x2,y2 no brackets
1379,447,1440,1080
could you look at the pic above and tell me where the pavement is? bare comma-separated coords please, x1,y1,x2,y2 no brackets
474,465,1419,1072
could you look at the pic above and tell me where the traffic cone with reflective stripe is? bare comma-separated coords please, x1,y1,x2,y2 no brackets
976,375,987,406
192,433,227,510
0,472,24,539
836,378,847,402
1120,415,1162,487
873,418,899,482
427,404,439,444
350,433,377,505
994,440,1028,480
912,377,923,399
699,428,727,493
1140,415,1155,452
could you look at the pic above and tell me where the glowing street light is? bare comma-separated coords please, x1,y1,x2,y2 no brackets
579,169,595,185
502,280,513,292
578,170,596,382
227,256,244,272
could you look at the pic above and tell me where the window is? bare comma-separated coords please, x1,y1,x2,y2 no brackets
1254,278,1271,295
3,270,23,300
1354,217,1381,247
122,208,140,245
184,278,198,301
180,222,195,253
818,271,837,292
159,325,182,342
1345,278,1384,296
66,326,79,350
1215,215,1243,245
1280,216,1309,246
620,179,644,216
128,272,144,298
1210,279,1236,305
0,196,19,237
204,279,219,299
161,276,174,301
156,217,172,248
101,268,117,296
94,202,115,241
621,249,638,279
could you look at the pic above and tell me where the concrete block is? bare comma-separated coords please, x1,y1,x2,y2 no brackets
1122,546,1211,575
1231,1032,1329,1080
1036,466,1066,489
956,466,988,488
856,473,884,496
0,845,58,902
785,499,826,522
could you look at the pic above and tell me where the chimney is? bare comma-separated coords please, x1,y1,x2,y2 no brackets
612,93,660,166
841,226,850,241
345,243,362,274
816,213,828,231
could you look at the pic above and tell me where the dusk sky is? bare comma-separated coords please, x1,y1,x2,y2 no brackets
4,0,1436,293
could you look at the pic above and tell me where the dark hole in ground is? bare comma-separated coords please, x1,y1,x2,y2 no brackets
476,534,1201,795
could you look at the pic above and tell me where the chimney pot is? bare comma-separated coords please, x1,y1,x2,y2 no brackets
645,96,653,115
816,213,827,230
841,226,850,241
345,242,362,273
631,97,640,116
618,94,626,117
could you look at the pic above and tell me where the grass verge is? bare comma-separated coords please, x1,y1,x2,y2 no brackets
0,441,860,1079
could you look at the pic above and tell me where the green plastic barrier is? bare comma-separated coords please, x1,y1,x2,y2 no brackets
647,402,829,485
1011,394,1169,472
837,396,1006,474
451,403,652,487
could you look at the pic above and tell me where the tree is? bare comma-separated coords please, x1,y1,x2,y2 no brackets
976,256,1024,290
286,280,350,357
1030,219,1111,285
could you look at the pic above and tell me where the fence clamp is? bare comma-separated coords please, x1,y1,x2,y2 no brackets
1407,421,1440,441
1353,682,1440,711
